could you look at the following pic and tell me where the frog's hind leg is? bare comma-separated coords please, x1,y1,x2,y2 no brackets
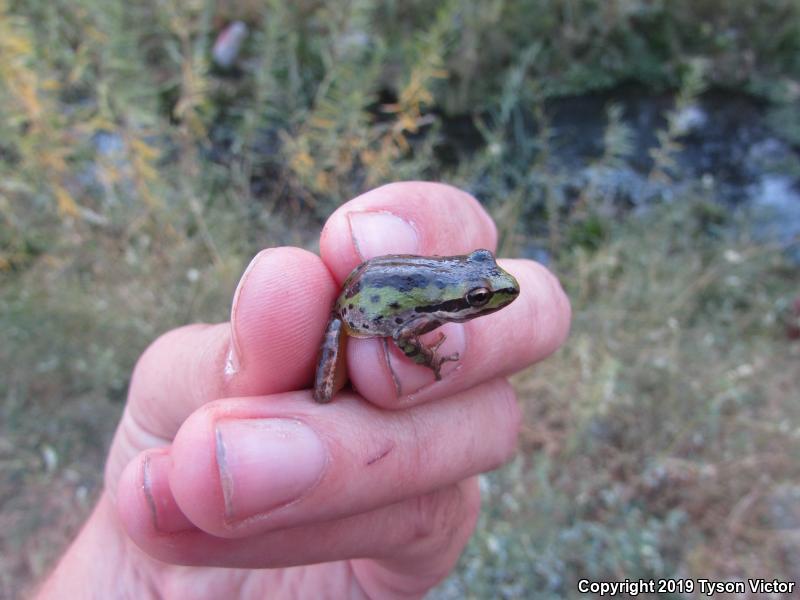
392,325,460,380
313,316,347,403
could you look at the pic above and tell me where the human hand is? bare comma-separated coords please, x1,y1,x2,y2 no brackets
39,183,571,599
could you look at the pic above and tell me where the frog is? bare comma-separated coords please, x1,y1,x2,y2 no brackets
313,248,520,403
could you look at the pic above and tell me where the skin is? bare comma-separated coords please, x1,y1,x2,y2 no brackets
37,182,572,600
313,249,520,403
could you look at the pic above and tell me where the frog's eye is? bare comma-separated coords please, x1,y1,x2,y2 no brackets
466,286,492,307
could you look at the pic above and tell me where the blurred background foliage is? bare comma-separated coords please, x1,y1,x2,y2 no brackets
1,0,799,597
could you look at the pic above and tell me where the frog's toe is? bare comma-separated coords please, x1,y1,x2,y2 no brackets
431,352,460,380
430,332,447,352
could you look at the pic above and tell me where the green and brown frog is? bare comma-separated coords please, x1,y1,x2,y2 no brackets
314,249,520,403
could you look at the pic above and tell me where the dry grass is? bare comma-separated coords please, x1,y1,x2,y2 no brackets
1,1,799,597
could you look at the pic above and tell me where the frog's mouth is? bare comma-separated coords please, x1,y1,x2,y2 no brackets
495,286,520,298
482,286,520,311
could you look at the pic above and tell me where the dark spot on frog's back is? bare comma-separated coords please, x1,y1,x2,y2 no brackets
395,317,403,324
373,273,428,293
389,301,400,309
344,279,361,298
370,294,380,303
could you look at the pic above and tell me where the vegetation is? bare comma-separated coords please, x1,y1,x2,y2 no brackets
1,1,799,596
445,205,800,598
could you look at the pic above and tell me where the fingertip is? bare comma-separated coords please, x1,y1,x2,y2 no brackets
500,259,572,364
116,451,149,537
167,403,226,535
490,379,522,468
117,449,195,543
320,182,498,282
230,246,338,394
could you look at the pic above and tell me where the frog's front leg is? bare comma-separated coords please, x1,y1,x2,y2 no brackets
392,320,460,380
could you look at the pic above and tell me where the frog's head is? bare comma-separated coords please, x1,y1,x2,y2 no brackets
420,249,519,323
457,248,520,319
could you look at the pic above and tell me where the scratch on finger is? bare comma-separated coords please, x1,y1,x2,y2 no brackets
366,441,395,466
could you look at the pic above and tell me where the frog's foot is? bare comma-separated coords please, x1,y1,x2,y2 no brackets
426,332,460,379
393,329,460,380
431,351,460,380
430,331,447,352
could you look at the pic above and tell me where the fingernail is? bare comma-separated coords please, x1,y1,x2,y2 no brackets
229,249,273,375
142,452,195,534
388,323,466,401
348,211,419,259
215,418,327,521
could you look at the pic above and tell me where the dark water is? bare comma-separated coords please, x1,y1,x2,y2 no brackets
439,87,800,262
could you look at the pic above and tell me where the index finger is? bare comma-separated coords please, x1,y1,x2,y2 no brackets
317,181,569,408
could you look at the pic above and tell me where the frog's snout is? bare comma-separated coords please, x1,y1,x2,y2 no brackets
500,273,521,297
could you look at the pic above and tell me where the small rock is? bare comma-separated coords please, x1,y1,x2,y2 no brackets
41,444,58,473
213,21,248,69
673,104,707,134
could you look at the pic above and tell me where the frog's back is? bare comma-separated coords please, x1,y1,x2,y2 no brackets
335,255,460,337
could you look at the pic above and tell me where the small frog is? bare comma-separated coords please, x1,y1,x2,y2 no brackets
313,249,520,403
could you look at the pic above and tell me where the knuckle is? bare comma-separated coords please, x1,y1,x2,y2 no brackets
459,478,482,529
128,326,182,397
487,381,522,470
130,323,229,406
406,484,469,547
395,410,431,480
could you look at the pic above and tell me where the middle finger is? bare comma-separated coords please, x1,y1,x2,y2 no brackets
163,379,519,539
348,258,571,407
